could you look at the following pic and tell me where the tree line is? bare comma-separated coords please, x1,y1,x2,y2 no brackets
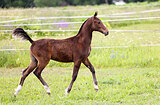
0,0,158,8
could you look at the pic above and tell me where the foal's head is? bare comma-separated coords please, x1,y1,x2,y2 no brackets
91,12,109,36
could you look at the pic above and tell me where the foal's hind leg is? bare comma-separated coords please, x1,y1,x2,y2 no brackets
14,57,37,96
83,58,98,92
22,67,28,75
33,59,51,95
22,55,37,75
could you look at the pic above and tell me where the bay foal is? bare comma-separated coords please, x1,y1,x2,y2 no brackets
13,12,109,96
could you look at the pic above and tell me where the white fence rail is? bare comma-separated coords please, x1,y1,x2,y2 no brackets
0,15,132,24
1,44,160,51
0,9,160,24
0,17,159,27
0,29,160,32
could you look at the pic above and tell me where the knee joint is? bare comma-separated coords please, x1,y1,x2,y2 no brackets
90,66,95,74
92,70,95,74
33,71,41,77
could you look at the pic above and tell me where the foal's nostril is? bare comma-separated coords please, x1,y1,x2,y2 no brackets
104,31,109,36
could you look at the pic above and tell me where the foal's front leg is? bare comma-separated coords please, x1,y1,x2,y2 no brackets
83,58,98,92
65,60,81,94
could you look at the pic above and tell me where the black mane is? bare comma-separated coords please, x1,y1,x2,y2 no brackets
77,18,89,35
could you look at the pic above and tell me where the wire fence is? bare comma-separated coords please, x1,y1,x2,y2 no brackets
0,16,160,27
0,9,160,24
0,8,160,52
0,29,160,32
1,44,160,51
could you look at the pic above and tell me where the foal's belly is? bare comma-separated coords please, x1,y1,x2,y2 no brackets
51,50,73,62
51,55,73,62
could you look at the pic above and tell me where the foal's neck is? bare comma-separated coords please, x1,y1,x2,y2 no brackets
77,19,93,46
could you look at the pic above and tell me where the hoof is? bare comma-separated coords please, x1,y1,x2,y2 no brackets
44,85,51,95
14,85,22,97
95,88,98,92
14,93,17,97
47,92,51,95
94,84,98,92
65,88,69,95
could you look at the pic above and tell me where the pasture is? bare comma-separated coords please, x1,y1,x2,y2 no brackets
1,67,160,104
0,1,160,104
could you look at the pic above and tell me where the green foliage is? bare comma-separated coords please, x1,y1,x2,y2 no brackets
0,51,30,68
66,0,106,5
33,0,106,7
124,0,159,3
34,0,63,7
1,0,159,8
109,20,160,28
0,0,34,8
0,33,10,41
0,46,159,68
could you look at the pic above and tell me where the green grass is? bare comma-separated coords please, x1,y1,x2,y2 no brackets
0,2,160,104
0,67,160,104
1,46,160,68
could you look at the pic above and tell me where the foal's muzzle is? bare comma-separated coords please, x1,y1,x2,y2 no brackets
104,31,109,36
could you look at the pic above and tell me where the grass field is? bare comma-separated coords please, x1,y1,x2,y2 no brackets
0,67,160,104
0,1,160,105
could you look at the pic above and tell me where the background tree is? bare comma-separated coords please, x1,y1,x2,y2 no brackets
0,0,34,8
0,0,159,8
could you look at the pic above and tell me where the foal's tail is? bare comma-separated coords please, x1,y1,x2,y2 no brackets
12,28,34,44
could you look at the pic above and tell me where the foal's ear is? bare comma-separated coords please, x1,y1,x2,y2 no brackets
94,12,98,17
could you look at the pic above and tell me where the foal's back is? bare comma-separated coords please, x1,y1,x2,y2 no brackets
30,36,78,62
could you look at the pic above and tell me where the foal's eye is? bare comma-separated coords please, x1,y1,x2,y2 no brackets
98,22,101,24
